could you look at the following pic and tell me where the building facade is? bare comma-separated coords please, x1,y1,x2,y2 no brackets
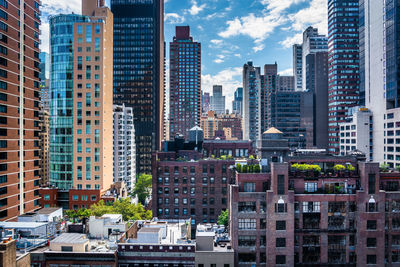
210,85,225,115
49,0,114,192
201,91,210,115
278,76,294,92
169,26,201,139
229,156,395,266
0,0,42,220
111,0,165,174
293,44,303,91
113,105,135,192
232,87,243,116
339,108,372,160
242,62,261,142
200,111,242,140
327,0,360,154
305,52,329,150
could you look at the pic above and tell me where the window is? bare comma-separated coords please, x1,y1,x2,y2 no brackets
278,175,285,195
303,202,320,213
72,195,78,201
367,220,377,230
44,195,50,200
243,182,255,192
276,255,286,265
238,219,256,230
276,238,286,247
276,220,286,230
86,25,92,43
368,174,376,194
61,246,73,252
367,255,376,264
238,235,256,247
305,182,317,192
367,238,376,247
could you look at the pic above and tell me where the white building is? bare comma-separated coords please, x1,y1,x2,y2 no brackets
113,105,136,192
339,108,372,160
88,214,126,241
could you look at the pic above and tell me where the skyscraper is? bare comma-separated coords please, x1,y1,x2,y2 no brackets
0,0,41,220
169,26,201,140
201,91,210,114
243,62,261,142
293,44,302,91
327,0,359,154
232,87,243,116
306,52,329,149
210,85,225,115
293,27,328,92
111,0,165,174
49,0,114,191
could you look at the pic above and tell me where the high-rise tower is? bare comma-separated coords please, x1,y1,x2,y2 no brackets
169,26,201,140
0,0,41,220
327,0,359,154
111,0,165,174
49,0,114,191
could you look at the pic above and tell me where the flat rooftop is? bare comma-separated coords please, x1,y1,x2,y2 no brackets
0,222,48,229
51,233,88,244
36,208,62,215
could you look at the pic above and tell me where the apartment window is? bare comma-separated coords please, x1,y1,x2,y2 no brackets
243,182,255,192
367,255,376,264
368,174,376,194
238,235,256,247
367,238,376,248
276,238,286,247
276,255,286,265
44,195,50,200
86,25,92,43
367,220,377,230
77,25,83,34
276,220,286,230
72,195,78,201
305,182,317,192
278,175,285,195
238,219,256,230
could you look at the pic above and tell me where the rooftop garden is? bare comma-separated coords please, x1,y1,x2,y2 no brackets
236,163,261,173
291,163,356,178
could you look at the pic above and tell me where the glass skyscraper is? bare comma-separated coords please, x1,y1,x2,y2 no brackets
327,0,360,154
111,0,165,175
49,15,87,189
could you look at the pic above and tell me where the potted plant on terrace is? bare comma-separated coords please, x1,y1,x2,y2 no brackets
333,164,346,176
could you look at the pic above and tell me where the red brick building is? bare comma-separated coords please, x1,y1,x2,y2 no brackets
39,188,102,210
229,155,397,266
0,0,42,220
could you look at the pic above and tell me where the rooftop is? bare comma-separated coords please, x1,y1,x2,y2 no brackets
0,222,48,229
51,233,88,244
264,127,282,134
36,207,62,215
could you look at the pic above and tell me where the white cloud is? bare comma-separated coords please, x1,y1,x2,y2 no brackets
213,55,225,64
40,0,81,53
41,0,81,16
280,0,328,48
278,68,293,76
279,32,302,48
187,0,206,15
39,22,50,54
165,13,185,24
202,67,242,112
210,39,223,45
234,53,241,58
253,43,265,52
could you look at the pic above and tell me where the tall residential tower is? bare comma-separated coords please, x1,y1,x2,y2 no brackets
327,0,359,154
0,0,41,220
49,0,114,191
169,26,201,139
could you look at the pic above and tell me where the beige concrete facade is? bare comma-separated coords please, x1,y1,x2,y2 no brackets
72,1,113,193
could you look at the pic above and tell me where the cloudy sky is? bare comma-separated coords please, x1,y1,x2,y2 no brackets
40,0,327,111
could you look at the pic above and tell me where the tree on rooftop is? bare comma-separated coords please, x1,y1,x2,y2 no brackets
217,209,229,228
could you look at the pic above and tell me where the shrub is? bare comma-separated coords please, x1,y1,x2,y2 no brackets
346,164,355,171
333,164,346,172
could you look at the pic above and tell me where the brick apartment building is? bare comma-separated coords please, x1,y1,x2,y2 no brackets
229,154,400,266
152,132,252,236
0,0,42,220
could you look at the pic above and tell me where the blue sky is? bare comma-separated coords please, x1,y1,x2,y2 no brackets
40,0,327,110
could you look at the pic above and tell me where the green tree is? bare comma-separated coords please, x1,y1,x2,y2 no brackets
133,174,153,205
217,209,229,228
89,198,152,221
